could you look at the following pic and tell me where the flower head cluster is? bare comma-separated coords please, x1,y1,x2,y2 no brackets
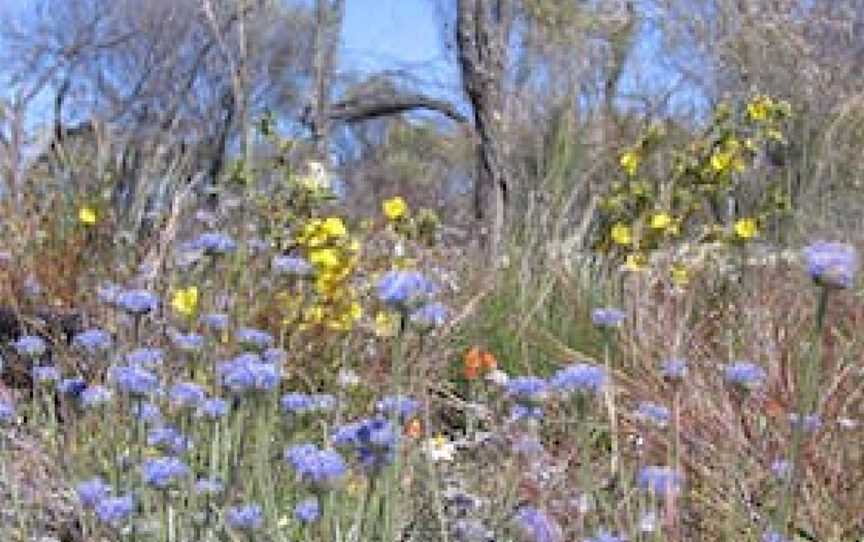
802,241,858,289
169,382,207,409
142,457,190,489
73,328,112,353
235,327,274,350
724,361,766,389
550,363,606,395
170,331,204,352
218,354,280,393
57,377,87,398
273,255,313,277
32,366,60,383
661,358,687,381
284,443,347,486
0,400,15,424
12,335,47,357
94,495,135,526
410,302,449,329
592,308,625,328
507,376,549,421
198,398,229,420
226,503,263,531
586,531,625,542
514,506,563,542
463,347,497,380
281,393,335,415
636,402,670,427
376,395,419,421
637,465,683,497
81,385,113,408
109,364,159,397
376,270,437,310
294,497,321,524
76,478,111,508
126,347,164,368
192,232,237,255
332,416,398,471
116,289,159,315
148,425,192,455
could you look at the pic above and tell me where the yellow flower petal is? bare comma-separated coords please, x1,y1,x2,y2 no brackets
734,218,758,240
611,223,632,246
382,197,408,221
78,206,98,226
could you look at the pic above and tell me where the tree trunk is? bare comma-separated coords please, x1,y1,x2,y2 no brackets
311,0,346,162
456,0,512,259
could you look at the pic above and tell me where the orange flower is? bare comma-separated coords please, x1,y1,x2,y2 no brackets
480,350,497,371
405,418,422,438
464,346,496,380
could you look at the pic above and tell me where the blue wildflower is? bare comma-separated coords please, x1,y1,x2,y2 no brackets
636,402,670,427
226,503,263,531
141,457,190,489
57,377,87,398
169,382,207,409
219,354,279,393
294,497,321,524
789,413,822,433
97,281,123,305
192,232,237,255
550,363,606,394
762,530,789,542
770,459,791,480
285,443,347,486
511,403,544,421
724,362,766,388
514,506,562,542
169,331,204,352
332,417,397,471
132,401,163,424
410,302,449,329
116,289,159,315
661,358,688,381
32,366,60,383
637,466,683,497
592,308,625,328
376,270,437,309
110,365,159,397
73,329,112,353
0,400,16,424
194,478,224,495
201,312,230,332
273,255,313,276
12,335,47,357
802,241,858,289
281,393,335,415
235,327,274,350
94,495,135,526
263,347,287,366
197,398,229,420
76,478,111,508
507,376,549,402
126,347,164,368
148,426,192,455
376,395,419,421
80,385,113,408
586,531,625,542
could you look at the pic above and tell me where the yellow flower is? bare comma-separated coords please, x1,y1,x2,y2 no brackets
624,252,647,272
611,222,632,246
321,217,347,238
649,213,672,230
78,206,98,226
746,95,772,122
734,218,758,240
710,150,732,173
382,196,408,221
170,286,199,317
619,150,640,176
671,264,689,286
309,247,342,270
375,311,397,337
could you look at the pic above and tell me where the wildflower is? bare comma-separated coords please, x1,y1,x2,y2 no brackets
464,347,497,380
141,457,190,489
73,328,113,353
273,255,313,276
610,223,632,246
32,365,60,383
649,213,672,230
57,377,87,398
789,413,822,433
762,530,789,542
550,363,606,395
734,218,758,240
226,504,263,532
170,286,199,317
332,417,397,471
201,313,230,332
194,478,224,495
724,361,766,389
294,497,321,524
116,290,159,315
376,270,437,309
486,368,510,386
0,400,16,424
281,393,336,415
132,401,163,424
592,308,625,328
97,282,123,305
192,232,237,255
76,478,111,508
802,241,858,289
197,398,229,420
285,443,347,486
514,505,563,542
639,511,658,533
78,206,98,225
770,459,791,480
410,302,449,329
405,418,422,438
236,327,274,350
12,335,47,358
337,368,361,388
507,377,548,403
671,263,689,286
109,365,159,397
624,252,647,272
374,311,397,337
422,435,456,462
586,531,625,542
169,331,204,352
94,495,135,526
148,426,192,455
636,402,670,427
219,355,280,393
376,395,420,421
619,150,640,176
263,347,287,365
747,95,772,122
382,196,409,221
321,217,347,237
637,465,683,497
169,382,207,409
81,386,113,408
126,348,164,368
661,358,687,381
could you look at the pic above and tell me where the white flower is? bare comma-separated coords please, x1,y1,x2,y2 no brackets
337,368,361,388
423,435,456,463
485,369,509,386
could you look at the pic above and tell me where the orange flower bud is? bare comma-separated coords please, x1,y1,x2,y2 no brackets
405,418,422,438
